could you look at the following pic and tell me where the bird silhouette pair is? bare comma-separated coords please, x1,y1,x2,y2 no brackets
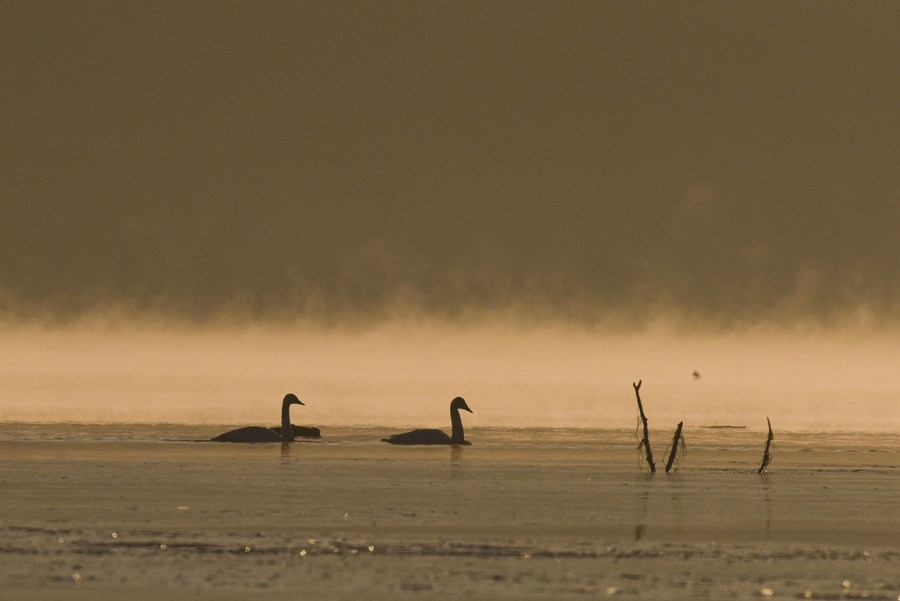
212,394,473,445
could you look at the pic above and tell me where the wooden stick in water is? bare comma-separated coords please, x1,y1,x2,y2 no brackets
758,417,774,474
633,380,656,473
665,421,685,473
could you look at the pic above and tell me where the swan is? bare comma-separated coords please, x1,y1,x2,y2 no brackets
212,393,311,443
382,396,473,445
270,424,321,438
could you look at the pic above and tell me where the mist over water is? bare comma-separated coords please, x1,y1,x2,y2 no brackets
2,318,897,432
1,4,897,431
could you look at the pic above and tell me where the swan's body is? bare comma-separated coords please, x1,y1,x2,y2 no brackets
212,394,308,443
382,397,473,445
381,428,459,445
270,425,321,438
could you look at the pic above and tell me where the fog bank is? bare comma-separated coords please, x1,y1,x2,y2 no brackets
2,320,897,432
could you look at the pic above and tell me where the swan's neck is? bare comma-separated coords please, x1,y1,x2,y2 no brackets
281,402,294,442
450,407,465,444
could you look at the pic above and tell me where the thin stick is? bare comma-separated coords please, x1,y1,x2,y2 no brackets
665,421,685,473
758,417,774,474
633,380,656,473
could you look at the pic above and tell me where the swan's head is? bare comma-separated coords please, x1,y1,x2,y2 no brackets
283,393,304,406
451,396,473,413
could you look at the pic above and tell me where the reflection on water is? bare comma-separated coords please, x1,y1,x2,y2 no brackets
634,488,649,542
3,421,899,599
761,479,773,541
1,424,898,465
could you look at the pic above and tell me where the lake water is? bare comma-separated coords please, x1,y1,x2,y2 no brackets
1,424,898,600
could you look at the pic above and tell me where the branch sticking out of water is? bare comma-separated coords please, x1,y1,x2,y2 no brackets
633,380,656,473
665,421,685,473
758,417,774,475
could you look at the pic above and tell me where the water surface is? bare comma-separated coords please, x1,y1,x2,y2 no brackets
1,424,897,600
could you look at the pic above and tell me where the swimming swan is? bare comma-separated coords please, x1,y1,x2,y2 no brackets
212,393,309,443
270,424,321,438
382,397,473,445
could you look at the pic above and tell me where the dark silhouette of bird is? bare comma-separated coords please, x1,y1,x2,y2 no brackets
212,393,316,442
382,397,473,445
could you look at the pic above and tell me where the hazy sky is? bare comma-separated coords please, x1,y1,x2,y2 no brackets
2,1,898,327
